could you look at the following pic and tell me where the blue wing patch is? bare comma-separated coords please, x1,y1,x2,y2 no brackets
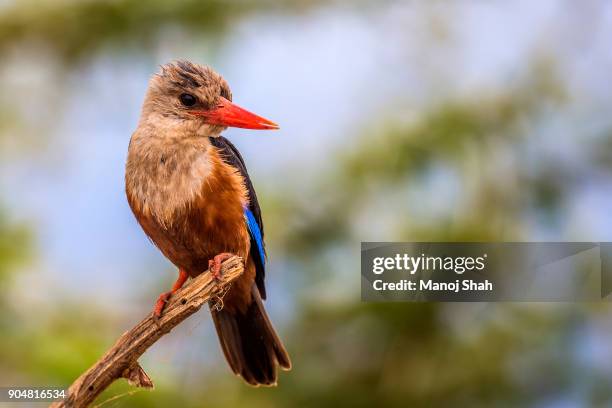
244,207,266,267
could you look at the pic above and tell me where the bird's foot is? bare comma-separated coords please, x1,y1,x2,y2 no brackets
153,291,172,319
208,252,234,280
152,269,189,320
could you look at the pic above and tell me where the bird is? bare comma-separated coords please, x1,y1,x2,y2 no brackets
125,60,291,386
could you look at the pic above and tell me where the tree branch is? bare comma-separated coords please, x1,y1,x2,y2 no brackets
49,256,244,408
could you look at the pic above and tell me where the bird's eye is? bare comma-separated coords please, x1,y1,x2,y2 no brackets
179,93,197,107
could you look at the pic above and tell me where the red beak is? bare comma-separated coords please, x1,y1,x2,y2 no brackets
193,97,279,130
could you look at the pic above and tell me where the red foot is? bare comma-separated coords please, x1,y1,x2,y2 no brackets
153,291,172,318
208,253,233,280
152,269,189,319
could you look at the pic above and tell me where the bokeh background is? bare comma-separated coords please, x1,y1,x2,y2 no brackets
1,1,612,407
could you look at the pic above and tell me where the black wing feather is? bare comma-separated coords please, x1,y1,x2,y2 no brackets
209,136,267,299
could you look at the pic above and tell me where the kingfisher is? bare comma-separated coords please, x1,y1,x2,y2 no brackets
125,61,291,386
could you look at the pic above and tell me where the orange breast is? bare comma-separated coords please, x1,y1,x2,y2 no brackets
127,143,251,277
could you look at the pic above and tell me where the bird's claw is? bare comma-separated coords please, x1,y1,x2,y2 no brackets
153,291,172,319
208,252,233,281
151,269,189,322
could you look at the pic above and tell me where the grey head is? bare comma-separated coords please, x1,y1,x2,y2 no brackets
138,60,277,139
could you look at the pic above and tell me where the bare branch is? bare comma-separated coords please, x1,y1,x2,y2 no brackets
49,256,244,408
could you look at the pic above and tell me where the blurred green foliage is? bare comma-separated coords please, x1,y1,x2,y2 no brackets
282,61,568,256
0,0,320,61
0,209,30,291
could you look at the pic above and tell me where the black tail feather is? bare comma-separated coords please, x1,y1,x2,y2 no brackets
211,285,291,386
